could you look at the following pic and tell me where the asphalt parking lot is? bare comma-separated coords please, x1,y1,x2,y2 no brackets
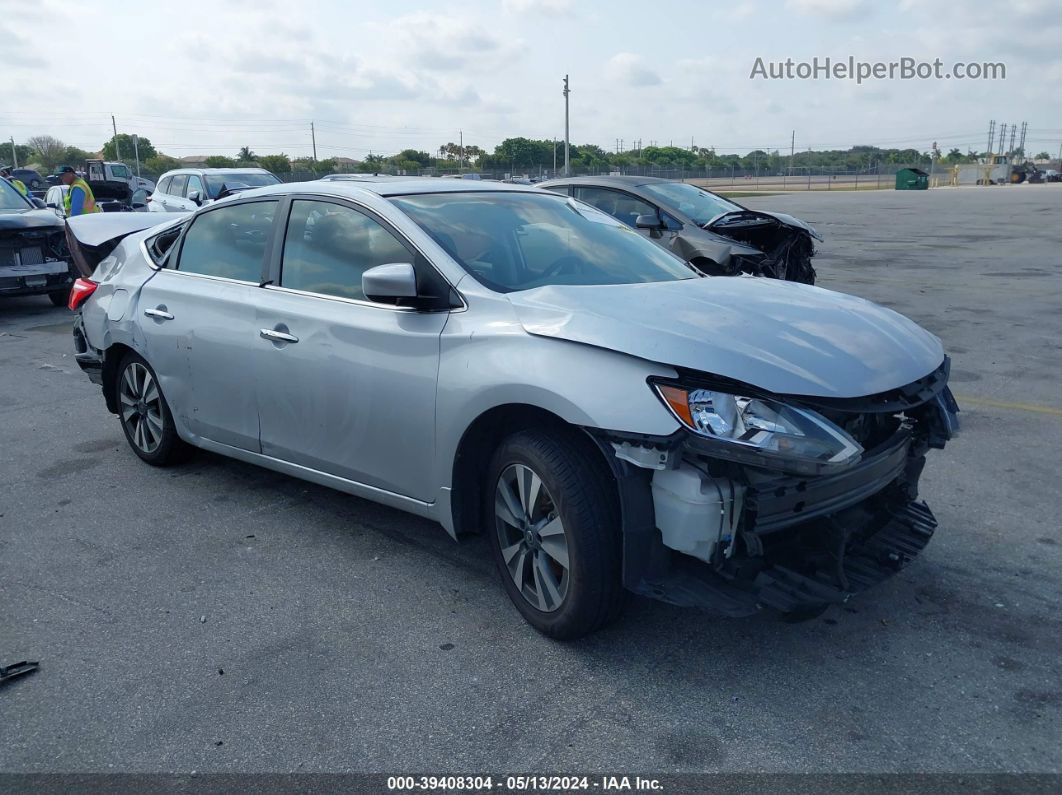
2,186,1060,775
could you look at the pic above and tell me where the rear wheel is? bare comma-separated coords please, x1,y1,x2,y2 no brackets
485,429,623,640
47,288,69,307
116,352,190,466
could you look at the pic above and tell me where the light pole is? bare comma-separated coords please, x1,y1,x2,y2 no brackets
563,75,570,177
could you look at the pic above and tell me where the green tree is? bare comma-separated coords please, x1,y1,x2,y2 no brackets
3,142,33,168
145,155,180,174
1034,151,1051,161
237,146,256,162
102,134,157,162
204,155,237,168
257,154,291,174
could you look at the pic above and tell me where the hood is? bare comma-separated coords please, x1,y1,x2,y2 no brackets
708,209,822,241
506,277,944,399
0,208,64,231
66,211,186,247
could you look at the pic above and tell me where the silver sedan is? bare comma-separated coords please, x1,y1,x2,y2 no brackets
67,180,958,639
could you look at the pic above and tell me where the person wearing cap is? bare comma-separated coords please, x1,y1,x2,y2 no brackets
58,165,100,216
0,166,28,196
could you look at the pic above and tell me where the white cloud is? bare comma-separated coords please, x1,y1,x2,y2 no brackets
785,0,869,19
604,52,662,87
503,0,574,15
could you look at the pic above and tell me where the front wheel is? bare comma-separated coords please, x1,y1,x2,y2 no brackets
485,430,623,640
115,352,190,466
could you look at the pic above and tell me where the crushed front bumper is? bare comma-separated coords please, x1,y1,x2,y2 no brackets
594,366,958,618
0,258,74,297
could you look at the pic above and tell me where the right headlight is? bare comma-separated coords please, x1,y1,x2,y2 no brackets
653,383,863,475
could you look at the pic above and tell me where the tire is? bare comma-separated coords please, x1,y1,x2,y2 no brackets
485,429,624,640
115,352,191,466
47,288,69,307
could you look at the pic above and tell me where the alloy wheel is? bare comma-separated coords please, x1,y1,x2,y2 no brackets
494,463,570,612
119,362,164,454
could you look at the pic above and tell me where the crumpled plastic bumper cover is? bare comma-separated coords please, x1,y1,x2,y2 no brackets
634,500,937,617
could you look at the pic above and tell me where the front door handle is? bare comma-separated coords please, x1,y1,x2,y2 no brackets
259,328,299,344
144,307,174,320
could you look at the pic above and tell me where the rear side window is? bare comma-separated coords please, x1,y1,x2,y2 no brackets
156,176,172,195
177,200,276,282
280,199,410,300
169,175,189,197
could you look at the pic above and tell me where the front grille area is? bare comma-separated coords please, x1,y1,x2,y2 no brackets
18,247,44,266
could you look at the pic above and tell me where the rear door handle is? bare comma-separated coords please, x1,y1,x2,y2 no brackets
144,307,174,320
259,328,299,344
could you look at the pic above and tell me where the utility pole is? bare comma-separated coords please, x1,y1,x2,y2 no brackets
1018,121,1027,159
789,130,795,176
562,74,570,177
1008,125,1017,159
9,137,17,168
310,121,317,162
133,134,141,177
553,138,557,173
111,115,120,161
998,123,1007,160
459,130,464,172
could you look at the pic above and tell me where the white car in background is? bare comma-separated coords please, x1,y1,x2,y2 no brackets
148,168,281,212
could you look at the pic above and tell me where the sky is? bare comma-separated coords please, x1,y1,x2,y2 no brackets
2,0,1061,161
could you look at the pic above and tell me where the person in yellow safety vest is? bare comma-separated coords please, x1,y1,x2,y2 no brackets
58,165,100,216
0,166,28,196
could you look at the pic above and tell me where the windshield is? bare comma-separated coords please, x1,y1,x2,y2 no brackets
204,172,281,199
640,182,743,226
390,191,698,293
0,178,32,212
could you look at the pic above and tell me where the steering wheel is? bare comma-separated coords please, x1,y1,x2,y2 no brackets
538,255,584,280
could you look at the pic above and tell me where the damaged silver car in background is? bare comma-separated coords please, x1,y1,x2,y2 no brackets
66,180,958,639
539,176,821,284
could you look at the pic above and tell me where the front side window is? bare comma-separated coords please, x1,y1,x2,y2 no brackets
186,175,205,198
280,200,410,300
639,182,742,226
110,164,131,178
574,187,657,228
177,200,276,282
390,191,697,293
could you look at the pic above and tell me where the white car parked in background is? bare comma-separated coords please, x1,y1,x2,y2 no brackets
148,168,281,212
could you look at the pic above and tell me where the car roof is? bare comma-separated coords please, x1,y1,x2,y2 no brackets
161,167,273,176
538,175,671,188
232,178,543,200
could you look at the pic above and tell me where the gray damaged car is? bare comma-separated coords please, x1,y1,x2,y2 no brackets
66,180,958,639
539,175,820,284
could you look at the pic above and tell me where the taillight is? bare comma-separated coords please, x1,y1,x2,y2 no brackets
68,278,97,311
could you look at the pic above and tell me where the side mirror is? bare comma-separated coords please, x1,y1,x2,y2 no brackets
31,197,47,209
635,213,662,230
187,190,202,206
363,262,418,302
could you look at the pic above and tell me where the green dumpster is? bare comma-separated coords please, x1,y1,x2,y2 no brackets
895,167,929,190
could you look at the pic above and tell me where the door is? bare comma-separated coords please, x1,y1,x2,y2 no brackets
253,197,448,500
162,175,189,212
138,198,278,450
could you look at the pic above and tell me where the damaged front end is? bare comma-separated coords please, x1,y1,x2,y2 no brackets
595,359,959,617
0,214,72,298
706,210,820,285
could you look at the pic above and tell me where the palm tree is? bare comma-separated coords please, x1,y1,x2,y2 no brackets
236,146,256,163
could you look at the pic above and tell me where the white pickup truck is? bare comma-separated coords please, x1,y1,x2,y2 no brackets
84,160,155,193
